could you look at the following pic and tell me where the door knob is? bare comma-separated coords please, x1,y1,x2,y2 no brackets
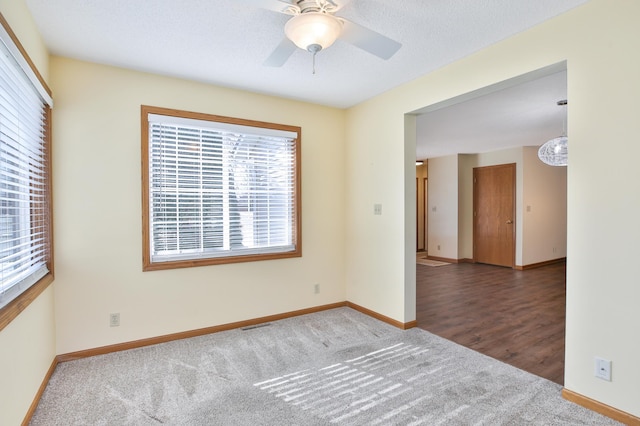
506,220,513,224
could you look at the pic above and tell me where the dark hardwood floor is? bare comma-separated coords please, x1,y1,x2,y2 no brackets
416,260,566,385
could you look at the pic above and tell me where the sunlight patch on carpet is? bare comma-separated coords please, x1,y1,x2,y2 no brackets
254,343,436,424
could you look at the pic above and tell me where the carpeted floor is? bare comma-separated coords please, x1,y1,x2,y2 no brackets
31,308,620,425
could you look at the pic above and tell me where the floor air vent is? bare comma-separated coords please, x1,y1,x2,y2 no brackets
242,323,272,331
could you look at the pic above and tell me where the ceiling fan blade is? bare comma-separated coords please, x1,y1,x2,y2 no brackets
338,18,401,60
263,38,298,67
246,0,300,15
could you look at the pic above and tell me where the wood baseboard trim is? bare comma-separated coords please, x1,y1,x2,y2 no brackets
57,301,416,363
403,320,418,329
346,302,416,330
562,388,640,425
57,302,348,362
514,257,566,271
426,256,459,264
22,357,59,426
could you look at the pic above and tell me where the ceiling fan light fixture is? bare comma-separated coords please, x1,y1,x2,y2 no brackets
285,12,342,52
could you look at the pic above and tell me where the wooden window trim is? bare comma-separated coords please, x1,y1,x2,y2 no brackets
0,13,51,98
0,13,54,332
0,274,54,332
141,105,302,271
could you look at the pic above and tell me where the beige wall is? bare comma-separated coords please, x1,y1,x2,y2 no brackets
469,147,567,266
522,146,567,265
0,291,55,425
3,0,639,421
50,57,347,354
0,0,48,79
430,146,566,267
457,154,474,259
425,155,458,259
415,163,427,251
0,1,55,425
345,103,408,323
346,0,640,415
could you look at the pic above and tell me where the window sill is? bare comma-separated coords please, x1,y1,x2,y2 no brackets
0,273,54,332
143,249,302,271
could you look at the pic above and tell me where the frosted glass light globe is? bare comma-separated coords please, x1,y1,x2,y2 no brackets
285,12,342,51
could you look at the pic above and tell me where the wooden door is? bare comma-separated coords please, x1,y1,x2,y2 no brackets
473,163,515,267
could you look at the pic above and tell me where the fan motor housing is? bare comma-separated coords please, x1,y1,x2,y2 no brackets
296,0,337,14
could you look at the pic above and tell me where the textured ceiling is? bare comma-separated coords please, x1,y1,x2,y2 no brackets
26,0,586,109
417,70,568,160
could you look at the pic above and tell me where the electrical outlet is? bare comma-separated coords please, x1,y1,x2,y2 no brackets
109,313,120,327
437,245,441,251
314,283,320,294
594,357,611,381
373,204,382,215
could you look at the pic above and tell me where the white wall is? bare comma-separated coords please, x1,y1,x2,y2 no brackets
50,57,347,354
426,155,459,259
0,1,55,425
346,0,640,416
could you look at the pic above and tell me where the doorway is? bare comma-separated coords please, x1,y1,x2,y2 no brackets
412,66,568,385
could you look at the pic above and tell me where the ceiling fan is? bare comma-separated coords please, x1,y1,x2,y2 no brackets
250,0,402,69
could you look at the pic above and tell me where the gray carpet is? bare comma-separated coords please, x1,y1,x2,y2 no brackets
31,308,620,425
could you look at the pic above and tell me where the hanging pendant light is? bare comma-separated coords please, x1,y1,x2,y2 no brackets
538,136,567,166
538,100,568,166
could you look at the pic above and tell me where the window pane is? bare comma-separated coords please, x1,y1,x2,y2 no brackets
143,108,300,269
0,21,51,310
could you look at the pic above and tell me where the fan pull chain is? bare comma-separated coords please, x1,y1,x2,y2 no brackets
307,44,322,75
312,50,316,74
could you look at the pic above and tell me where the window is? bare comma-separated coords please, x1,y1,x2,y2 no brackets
0,14,53,325
141,106,301,271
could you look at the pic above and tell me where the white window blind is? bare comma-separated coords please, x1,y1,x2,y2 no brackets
0,30,51,309
147,113,298,264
